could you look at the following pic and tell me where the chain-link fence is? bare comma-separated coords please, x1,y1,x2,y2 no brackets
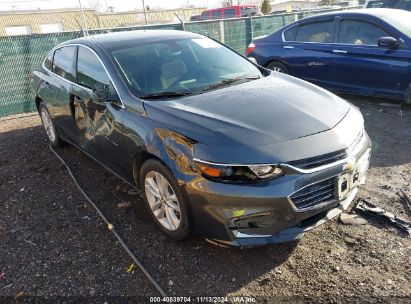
0,7,358,117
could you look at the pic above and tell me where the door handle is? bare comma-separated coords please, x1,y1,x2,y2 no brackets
333,49,348,54
283,45,295,49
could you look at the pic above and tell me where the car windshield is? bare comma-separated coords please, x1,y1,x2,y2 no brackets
379,11,411,37
109,37,262,98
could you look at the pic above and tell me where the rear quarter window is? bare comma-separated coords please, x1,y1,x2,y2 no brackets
295,20,335,43
284,26,298,41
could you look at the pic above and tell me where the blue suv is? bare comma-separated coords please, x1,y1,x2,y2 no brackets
247,9,411,103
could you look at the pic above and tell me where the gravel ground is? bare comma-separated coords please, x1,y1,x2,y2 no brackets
0,97,410,303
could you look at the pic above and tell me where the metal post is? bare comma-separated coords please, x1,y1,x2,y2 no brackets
142,0,148,25
250,15,253,40
78,0,89,36
174,13,185,31
219,20,225,43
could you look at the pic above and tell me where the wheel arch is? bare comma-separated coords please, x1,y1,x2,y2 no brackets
132,150,163,189
131,128,197,190
35,96,43,111
264,58,290,70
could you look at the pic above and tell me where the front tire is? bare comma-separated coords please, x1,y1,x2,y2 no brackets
266,61,289,74
140,159,191,240
39,103,62,147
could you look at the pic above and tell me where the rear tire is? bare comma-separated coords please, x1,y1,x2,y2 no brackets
140,159,191,240
266,61,289,74
39,103,62,147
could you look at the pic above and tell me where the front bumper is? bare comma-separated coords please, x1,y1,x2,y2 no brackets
184,134,371,246
220,187,357,246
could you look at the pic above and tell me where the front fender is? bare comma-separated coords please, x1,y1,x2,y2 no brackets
144,128,198,186
121,108,199,188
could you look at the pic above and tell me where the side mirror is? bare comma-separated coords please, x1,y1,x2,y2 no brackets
378,37,399,49
93,82,112,101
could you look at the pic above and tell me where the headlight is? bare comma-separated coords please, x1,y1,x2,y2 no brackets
195,161,284,182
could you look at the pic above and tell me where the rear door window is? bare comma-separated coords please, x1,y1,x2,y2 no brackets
338,19,389,45
52,46,77,82
295,20,335,43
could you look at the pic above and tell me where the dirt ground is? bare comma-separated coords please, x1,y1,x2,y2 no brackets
0,96,410,303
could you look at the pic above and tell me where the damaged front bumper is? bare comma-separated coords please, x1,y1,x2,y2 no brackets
223,188,357,246
184,135,371,247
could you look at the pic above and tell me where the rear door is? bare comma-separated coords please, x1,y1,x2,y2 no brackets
332,17,409,98
43,46,77,137
69,45,126,173
281,17,338,88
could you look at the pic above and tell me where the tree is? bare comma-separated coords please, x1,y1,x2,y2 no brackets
261,0,271,14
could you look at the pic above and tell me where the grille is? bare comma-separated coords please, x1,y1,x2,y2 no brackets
290,177,336,210
288,149,347,170
288,129,364,170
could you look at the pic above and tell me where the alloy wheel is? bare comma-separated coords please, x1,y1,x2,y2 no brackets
144,171,181,231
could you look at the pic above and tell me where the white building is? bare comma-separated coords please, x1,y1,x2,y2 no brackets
269,0,319,13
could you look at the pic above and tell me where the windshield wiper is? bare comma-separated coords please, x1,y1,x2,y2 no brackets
139,91,193,99
200,76,260,93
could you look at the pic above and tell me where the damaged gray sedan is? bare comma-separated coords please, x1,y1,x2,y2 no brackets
31,30,371,246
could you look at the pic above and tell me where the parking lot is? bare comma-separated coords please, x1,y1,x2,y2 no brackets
0,95,410,303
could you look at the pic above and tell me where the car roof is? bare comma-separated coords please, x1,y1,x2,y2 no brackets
299,8,408,21
67,30,204,49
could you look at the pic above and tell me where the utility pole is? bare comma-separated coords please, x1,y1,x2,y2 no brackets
142,0,148,25
78,0,89,35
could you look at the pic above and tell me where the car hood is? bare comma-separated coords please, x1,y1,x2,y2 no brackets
143,73,351,147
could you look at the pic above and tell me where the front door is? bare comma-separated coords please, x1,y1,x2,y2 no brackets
332,18,410,98
69,46,126,174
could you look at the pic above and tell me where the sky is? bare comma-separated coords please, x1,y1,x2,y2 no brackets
0,0,227,11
